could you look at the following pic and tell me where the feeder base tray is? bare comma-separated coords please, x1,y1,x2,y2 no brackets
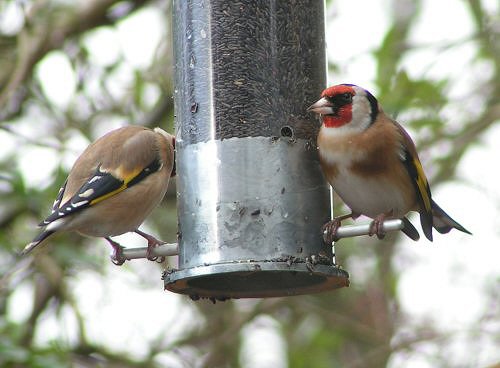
163,260,349,300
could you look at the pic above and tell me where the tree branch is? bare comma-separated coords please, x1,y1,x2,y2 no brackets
0,0,151,120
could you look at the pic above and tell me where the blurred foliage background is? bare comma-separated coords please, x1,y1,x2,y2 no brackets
0,0,499,367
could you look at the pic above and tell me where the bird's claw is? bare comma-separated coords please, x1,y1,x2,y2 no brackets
105,237,127,266
368,220,386,239
146,239,166,263
135,229,166,263
321,213,356,244
110,244,126,266
368,212,392,239
322,219,342,245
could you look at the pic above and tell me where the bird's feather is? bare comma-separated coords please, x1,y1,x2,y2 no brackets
51,180,67,213
401,216,420,241
395,122,434,241
40,158,162,226
431,199,472,235
21,229,55,255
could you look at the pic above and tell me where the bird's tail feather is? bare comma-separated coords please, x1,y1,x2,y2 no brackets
431,199,471,235
21,230,55,255
401,217,420,241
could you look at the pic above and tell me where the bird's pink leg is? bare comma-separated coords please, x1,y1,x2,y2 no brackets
369,210,394,239
105,237,126,266
135,229,165,263
322,212,358,244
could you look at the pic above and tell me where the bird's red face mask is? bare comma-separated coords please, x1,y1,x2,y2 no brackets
307,85,354,128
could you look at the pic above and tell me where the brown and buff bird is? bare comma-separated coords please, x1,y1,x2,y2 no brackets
22,126,176,265
308,84,471,243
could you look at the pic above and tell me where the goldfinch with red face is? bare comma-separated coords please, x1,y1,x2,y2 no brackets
308,84,471,243
22,126,176,265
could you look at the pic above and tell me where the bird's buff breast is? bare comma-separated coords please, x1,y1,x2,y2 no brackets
318,141,410,218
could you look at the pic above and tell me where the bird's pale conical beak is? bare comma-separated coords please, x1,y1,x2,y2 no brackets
307,97,334,115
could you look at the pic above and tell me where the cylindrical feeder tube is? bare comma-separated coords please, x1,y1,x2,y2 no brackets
166,0,349,299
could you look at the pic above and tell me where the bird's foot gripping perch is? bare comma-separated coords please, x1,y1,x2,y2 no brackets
321,218,408,243
322,213,356,245
368,211,394,240
105,237,126,266
135,229,166,263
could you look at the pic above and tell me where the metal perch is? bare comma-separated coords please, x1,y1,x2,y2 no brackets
332,219,405,241
120,219,404,261
119,243,179,261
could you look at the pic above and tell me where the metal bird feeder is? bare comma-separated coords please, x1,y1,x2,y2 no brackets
164,0,349,299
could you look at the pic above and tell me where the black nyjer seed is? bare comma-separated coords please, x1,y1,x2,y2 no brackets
173,1,326,144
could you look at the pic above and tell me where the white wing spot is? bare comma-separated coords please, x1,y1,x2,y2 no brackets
79,188,95,198
88,176,101,184
46,218,66,232
72,200,88,207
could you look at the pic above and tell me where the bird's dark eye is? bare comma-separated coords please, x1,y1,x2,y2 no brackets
328,92,353,106
340,93,352,103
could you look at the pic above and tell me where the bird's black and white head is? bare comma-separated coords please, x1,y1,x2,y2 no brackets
307,84,379,134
